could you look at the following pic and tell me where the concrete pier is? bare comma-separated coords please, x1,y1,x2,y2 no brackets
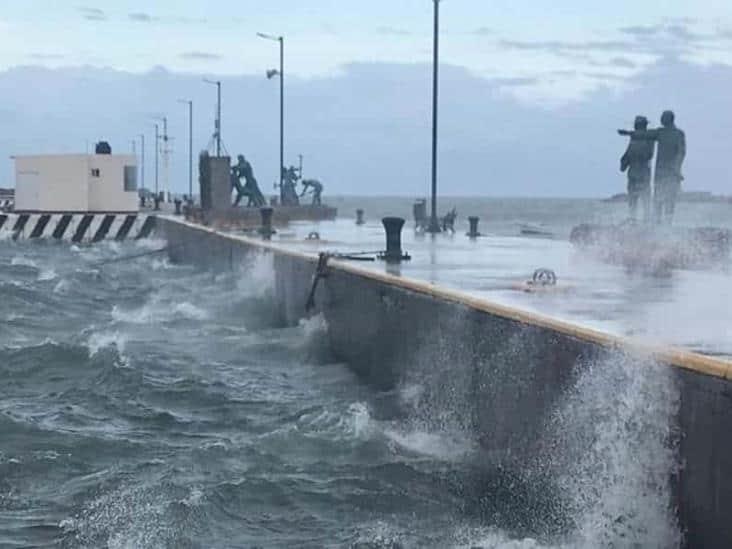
156,215,732,547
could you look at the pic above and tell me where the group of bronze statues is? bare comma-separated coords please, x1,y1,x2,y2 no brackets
618,110,686,224
230,156,324,208
278,166,323,207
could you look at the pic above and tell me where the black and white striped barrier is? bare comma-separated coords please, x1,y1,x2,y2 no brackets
0,213,156,242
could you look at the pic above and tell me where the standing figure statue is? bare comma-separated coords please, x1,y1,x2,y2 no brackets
300,179,323,205
620,115,654,223
232,155,266,207
619,110,686,224
280,166,300,206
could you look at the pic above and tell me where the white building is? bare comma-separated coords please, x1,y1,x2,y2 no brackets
14,154,138,212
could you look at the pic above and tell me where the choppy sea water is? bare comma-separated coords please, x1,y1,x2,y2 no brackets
0,236,682,548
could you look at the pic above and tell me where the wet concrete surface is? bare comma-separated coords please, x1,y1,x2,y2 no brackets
232,217,732,359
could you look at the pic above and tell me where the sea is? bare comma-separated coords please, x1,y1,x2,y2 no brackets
1,197,728,548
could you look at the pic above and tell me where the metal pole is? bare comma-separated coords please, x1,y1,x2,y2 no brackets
189,100,193,198
154,123,159,195
279,37,285,203
216,82,222,157
139,133,145,190
162,116,168,201
427,0,442,233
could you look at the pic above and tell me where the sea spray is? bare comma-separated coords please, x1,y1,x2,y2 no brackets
538,351,681,548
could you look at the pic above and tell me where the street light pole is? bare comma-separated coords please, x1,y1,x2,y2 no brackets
258,32,285,203
139,133,145,191
178,99,194,198
427,0,442,233
279,36,284,203
154,123,159,196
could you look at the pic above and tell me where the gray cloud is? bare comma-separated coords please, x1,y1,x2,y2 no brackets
129,12,156,23
489,76,540,87
608,56,637,68
376,26,411,37
619,25,663,37
78,7,106,21
179,51,222,61
499,39,635,53
28,53,65,61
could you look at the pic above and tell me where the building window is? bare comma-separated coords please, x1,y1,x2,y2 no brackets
91,168,100,177
123,166,138,192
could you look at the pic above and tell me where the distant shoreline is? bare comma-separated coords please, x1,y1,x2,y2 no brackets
603,191,732,204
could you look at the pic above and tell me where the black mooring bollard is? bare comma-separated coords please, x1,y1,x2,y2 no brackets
467,216,481,238
356,209,365,225
382,217,406,262
259,207,275,239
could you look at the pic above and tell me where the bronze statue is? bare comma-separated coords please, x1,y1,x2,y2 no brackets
300,179,323,205
280,166,300,206
232,155,265,207
620,115,654,222
619,110,686,224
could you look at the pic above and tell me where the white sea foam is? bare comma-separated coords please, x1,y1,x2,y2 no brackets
298,313,328,337
38,268,57,281
11,256,38,268
53,279,71,294
383,427,476,461
111,299,208,324
539,351,681,548
87,331,128,358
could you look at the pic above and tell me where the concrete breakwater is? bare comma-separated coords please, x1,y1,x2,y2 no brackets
157,215,732,547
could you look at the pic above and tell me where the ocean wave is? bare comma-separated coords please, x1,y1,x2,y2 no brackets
86,331,128,358
111,300,208,324
10,256,38,269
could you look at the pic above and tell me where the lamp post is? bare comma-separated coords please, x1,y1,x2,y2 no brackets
427,0,442,233
203,79,222,157
178,99,194,199
138,133,145,191
154,116,169,200
154,123,159,196
257,32,285,203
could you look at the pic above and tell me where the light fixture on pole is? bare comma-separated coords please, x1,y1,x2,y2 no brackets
427,0,442,233
154,123,159,196
257,32,285,204
153,116,170,201
138,133,146,191
178,99,194,199
203,79,222,157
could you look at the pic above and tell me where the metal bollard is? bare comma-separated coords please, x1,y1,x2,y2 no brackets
467,216,481,238
259,207,276,239
356,209,365,225
381,217,408,263
174,199,182,215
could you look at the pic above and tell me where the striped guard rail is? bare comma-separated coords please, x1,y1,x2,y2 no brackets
0,213,156,242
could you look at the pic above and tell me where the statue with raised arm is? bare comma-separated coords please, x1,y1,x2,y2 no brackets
618,110,686,224
620,115,654,222
300,179,323,205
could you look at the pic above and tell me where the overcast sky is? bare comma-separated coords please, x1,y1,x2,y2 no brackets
1,2,731,196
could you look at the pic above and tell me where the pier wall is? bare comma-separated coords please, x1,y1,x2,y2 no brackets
157,216,732,548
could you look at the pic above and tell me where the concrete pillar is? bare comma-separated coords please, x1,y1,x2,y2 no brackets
382,217,405,263
199,153,231,212
467,216,481,238
259,207,275,239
